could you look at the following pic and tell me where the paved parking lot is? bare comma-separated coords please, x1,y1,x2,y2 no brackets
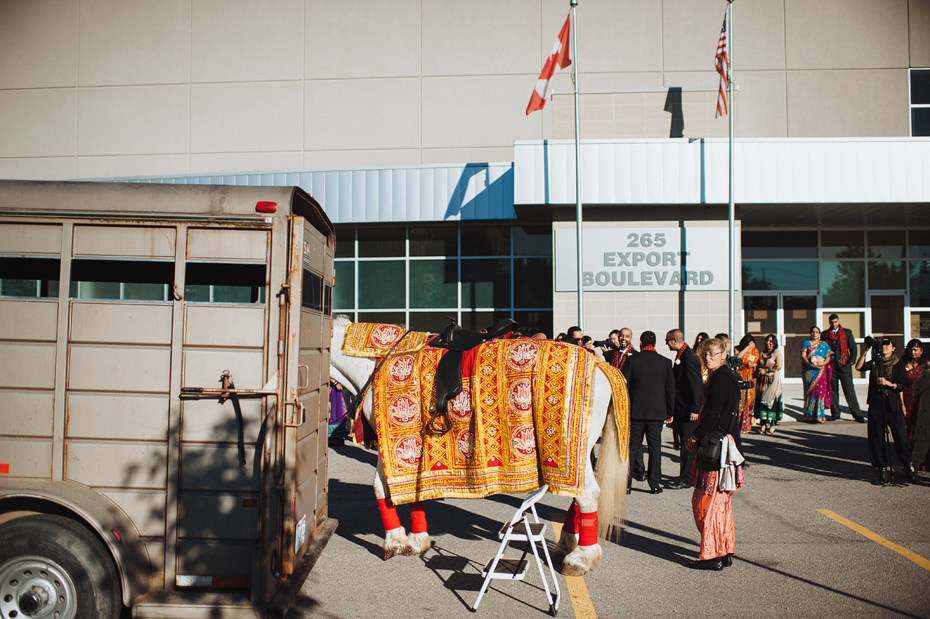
290,387,930,618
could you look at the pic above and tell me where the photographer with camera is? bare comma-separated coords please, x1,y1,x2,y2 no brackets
855,337,915,484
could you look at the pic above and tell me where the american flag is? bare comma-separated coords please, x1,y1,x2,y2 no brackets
715,10,729,118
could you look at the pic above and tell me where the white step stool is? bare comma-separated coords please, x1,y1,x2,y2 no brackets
472,484,561,615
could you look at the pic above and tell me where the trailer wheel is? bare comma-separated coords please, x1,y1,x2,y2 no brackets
0,514,121,619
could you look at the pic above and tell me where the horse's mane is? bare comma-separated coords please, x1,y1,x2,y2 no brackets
333,314,352,328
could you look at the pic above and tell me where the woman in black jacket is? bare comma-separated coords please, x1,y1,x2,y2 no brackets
685,337,742,570
855,337,915,484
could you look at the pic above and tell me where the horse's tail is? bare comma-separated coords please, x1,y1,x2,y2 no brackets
595,377,629,540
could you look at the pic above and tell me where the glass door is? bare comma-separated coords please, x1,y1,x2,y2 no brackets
869,293,906,350
782,295,819,379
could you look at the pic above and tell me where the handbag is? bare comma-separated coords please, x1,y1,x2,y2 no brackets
695,429,725,471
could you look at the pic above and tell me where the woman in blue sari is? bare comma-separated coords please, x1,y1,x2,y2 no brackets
801,326,833,422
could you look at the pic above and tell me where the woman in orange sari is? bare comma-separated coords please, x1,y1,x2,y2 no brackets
685,337,743,570
734,334,759,433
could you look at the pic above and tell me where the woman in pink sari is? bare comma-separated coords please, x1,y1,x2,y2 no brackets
801,326,833,423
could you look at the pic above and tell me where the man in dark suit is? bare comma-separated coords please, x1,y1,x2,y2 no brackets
824,314,866,422
622,331,675,494
665,329,704,489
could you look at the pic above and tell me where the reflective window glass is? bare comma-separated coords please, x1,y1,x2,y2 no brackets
335,228,355,258
0,257,60,298
460,310,512,331
866,230,905,259
358,261,405,309
334,261,355,310
461,258,510,307
462,225,510,256
514,258,552,307
910,261,930,306
513,310,553,339
821,261,864,306
409,260,457,308
742,261,817,291
821,231,864,259
909,230,930,259
409,312,454,333
911,311,930,338
914,108,930,137
741,231,817,259
357,311,404,325
913,69,930,104
513,225,552,257
867,260,905,290
185,262,265,304
73,259,174,302
410,227,457,257
358,228,404,258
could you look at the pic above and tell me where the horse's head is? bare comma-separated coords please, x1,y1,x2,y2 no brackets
330,314,374,395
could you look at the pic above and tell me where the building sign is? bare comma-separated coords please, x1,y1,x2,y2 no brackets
555,226,730,292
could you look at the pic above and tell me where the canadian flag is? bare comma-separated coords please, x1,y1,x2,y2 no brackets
526,13,572,115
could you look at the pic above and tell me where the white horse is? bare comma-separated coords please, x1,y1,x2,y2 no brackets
329,315,629,576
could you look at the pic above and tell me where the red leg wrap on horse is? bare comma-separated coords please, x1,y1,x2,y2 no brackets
377,498,402,531
579,511,598,546
564,501,580,534
409,501,427,534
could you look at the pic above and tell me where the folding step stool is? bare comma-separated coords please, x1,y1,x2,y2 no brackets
472,484,561,615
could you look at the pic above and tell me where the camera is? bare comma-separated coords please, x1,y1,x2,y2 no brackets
864,335,888,357
726,356,755,389
593,339,616,350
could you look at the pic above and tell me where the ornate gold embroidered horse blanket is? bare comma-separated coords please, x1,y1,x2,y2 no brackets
343,324,628,505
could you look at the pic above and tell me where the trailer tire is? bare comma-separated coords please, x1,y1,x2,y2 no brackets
0,514,121,619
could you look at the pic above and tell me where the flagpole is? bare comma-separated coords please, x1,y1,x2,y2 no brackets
727,0,735,342
571,0,584,331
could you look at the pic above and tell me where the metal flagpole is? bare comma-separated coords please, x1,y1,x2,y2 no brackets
727,0,735,341
571,0,584,330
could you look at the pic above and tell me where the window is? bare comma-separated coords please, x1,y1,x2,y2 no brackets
0,257,59,298
185,262,265,304
911,69,930,137
741,261,817,291
742,231,817,259
334,224,554,336
71,259,173,301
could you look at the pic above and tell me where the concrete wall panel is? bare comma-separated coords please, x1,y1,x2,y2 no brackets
77,86,190,156
191,82,303,153
663,0,729,72
910,0,930,66
785,0,909,69
0,89,77,158
304,79,420,151
422,76,540,148
570,0,663,73
78,0,191,86
737,71,789,137
78,155,191,180
787,70,910,137
306,0,421,79
0,0,78,89
191,0,304,83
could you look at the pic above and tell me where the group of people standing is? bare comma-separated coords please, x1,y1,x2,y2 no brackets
563,325,743,570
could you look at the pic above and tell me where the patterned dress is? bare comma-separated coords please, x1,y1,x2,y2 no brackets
904,363,927,438
802,340,833,421
738,347,759,432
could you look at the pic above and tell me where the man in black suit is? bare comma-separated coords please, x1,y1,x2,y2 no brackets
665,329,704,489
824,314,866,422
622,331,675,494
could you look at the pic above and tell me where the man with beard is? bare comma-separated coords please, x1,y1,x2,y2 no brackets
604,327,636,370
824,314,866,423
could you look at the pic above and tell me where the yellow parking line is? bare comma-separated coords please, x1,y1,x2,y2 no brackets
818,509,930,572
550,518,598,619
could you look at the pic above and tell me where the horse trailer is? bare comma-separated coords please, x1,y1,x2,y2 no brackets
0,180,336,618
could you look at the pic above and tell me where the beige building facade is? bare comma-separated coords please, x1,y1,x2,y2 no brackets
2,0,930,381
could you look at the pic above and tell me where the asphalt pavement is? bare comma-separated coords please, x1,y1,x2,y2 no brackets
289,389,930,619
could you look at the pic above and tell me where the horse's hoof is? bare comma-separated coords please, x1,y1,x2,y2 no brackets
383,548,397,560
398,545,415,556
559,562,588,577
